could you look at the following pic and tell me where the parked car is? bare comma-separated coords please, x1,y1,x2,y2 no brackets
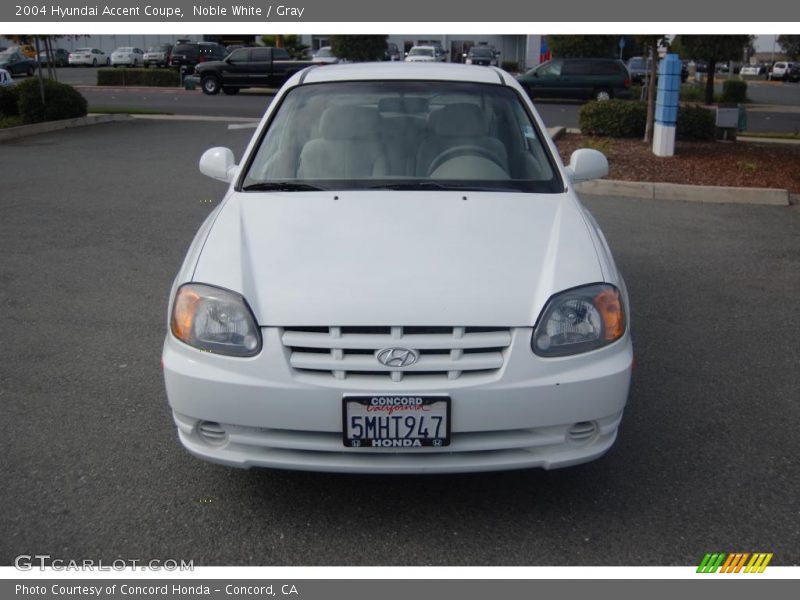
68,48,108,67
405,45,441,63
770,61,796,81
787,64,800,83
0,68,13,86
627,56,688,85
194,46,314,95
111,47,144,68
143,44,172,68
169,41,226,70
37,48,69,67
162,63,632,473
0,49,35,76
311,46,339,64
739,64,765,76
464,46,499,67
517,57,632,101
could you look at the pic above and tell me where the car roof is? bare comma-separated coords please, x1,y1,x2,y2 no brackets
300,62,513,86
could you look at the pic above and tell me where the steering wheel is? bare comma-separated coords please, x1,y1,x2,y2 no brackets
427,145,507,177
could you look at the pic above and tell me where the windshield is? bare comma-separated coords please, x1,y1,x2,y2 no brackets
75,48,91,52
470,48,494,57
241,81,561,194
147,45,169,52
409,48,434,57
116,47,133,53
316,48,333,57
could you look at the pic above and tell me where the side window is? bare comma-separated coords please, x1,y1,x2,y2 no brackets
251,48,271,62
562,60,592,75
536,61,561,77
273,48,290,60
228,48,250,62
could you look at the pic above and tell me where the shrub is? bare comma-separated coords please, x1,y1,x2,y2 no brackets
0,115,22,128
721,79,747,103
0,86,19,116
676,104,716,141
15,78,88,124
97,68,180,87
579,99,716,141
500,61,519,73
578,100,647,137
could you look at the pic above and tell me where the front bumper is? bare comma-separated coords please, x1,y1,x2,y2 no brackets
163,327,632,473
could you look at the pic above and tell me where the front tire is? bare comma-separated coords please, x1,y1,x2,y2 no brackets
201,75,221,95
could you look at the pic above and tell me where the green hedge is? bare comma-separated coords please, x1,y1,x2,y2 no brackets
578,100,647,138
0,86,19,117
97,68,180,87
578,100,716,141
676,104,716,140
721,79,747,103
15,78,88,124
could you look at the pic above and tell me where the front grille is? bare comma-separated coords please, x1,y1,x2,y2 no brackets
282,326,512,382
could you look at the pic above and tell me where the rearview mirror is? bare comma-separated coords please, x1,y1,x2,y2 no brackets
566,149,608,182
199,147,238,183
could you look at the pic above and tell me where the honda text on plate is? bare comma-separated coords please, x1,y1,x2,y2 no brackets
163,63,633,474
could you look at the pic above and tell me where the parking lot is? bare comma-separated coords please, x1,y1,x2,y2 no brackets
1,119,798,566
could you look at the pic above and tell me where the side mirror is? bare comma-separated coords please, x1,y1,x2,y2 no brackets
199,147,238,183
566,148,608,183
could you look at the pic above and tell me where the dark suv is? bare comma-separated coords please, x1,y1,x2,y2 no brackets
169,41,227,69
517,58,631,101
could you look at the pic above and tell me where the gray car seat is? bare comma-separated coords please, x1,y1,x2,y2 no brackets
416,103,508,177
297,105,387,179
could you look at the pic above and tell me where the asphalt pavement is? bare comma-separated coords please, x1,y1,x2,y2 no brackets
1,120,798,566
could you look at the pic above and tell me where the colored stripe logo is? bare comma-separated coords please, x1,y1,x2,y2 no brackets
697,553,773,573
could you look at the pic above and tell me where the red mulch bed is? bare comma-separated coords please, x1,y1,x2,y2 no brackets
554,134,800,194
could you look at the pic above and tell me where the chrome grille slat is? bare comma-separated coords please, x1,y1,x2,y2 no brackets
282,326,511,382
282,330,511,350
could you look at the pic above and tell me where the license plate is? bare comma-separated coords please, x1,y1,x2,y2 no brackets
343,395,450,449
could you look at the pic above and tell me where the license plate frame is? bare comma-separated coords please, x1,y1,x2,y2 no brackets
342,395,450,449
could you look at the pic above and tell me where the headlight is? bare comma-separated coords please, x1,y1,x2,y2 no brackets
170,283,261,357
532,283,625,357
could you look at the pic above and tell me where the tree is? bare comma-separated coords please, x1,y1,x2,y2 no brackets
259,35,309,59
777,35,800,60
546,36,617,58
633,36,666,143
330,35,388,62
677,35,753,105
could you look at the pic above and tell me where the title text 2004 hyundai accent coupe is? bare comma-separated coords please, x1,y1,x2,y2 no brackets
163,63,633,473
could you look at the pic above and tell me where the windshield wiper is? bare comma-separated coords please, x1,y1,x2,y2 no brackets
366,182,516,192
241,182,326,192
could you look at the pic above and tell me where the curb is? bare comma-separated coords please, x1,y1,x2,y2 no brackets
548,126,566,141
575,179,790,206
0,114,133,142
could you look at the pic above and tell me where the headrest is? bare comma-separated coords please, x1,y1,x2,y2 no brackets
431,103,488,137
319,105,380,140
378,97,430,114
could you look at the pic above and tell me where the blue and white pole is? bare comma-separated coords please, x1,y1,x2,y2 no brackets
652,53,682,157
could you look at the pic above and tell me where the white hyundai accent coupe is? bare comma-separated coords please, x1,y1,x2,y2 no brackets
163,63,633,473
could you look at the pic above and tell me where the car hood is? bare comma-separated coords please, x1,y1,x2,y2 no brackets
191,191,603,326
